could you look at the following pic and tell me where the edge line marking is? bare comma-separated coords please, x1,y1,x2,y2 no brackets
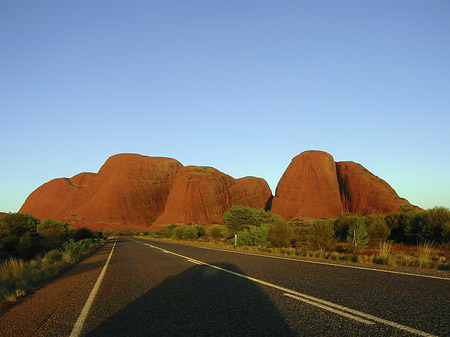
143,239,450,281
70,238,117,337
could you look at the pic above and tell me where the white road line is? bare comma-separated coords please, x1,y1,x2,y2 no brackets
70,239,117,337
144,240,450,281
283,293,375,325
137,240,438,337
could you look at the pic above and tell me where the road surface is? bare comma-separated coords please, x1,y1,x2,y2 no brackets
0,237,448,336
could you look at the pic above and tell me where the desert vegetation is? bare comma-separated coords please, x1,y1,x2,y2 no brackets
142,206,450,271
0,213,102,305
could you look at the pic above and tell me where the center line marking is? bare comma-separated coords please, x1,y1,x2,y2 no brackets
70,238,117,337
283,293,374,325
134,239,438,337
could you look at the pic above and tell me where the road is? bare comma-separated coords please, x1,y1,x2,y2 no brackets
0,237,448,336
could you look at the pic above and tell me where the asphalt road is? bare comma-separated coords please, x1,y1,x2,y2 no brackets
0,237,448,337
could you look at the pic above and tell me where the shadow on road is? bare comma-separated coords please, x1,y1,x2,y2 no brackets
86,262,295,337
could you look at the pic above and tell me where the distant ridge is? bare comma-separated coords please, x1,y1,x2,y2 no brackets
19,151,415,229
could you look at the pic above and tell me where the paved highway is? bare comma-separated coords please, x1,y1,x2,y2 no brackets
0,238,448,336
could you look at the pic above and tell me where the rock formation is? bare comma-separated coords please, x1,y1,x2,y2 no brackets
336,161,412,215
271,150,415,220
271,151,343,219
20,154,182,230
154,166,272,225
19,150,415,229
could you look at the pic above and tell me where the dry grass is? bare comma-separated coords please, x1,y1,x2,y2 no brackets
378,241,393,263
418,242,434,268
0,239,102,306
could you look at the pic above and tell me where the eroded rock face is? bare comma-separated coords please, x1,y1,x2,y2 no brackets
20,154,182,230
19,151,415,229
271,151,343,219
336,161,412,215
154,166,272,225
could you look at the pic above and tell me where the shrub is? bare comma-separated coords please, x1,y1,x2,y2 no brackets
182,228,198,240
37,219,69,249
236,224,269,247
206,226,223,238
224,206,274,235
422,207,450,243
172,227,183,240
367,214,391,246
0,213,42,259
334,214,358,241
347,217,368,250
43,249,62,264
309,219,335,251
386,210,416,243
72,227,96,241
268,220,294,248
192,224,206,237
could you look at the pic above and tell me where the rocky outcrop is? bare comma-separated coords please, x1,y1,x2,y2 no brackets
336,161,412,215
19,150,415,229
271,150,415,220
20,154,182,230
271,151,343,219
154,166,272,225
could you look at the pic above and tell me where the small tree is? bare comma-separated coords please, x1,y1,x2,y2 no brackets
347,217,368,250
367,214,391,246
422,207,450,243
334,214,358,241
37,219,69,249
267,220,293,247
309,219,335,251
0,213,41,259
386,211,416,243
224,206,273,235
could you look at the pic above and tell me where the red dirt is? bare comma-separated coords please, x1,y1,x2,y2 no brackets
154,166,272,226
271,151,343,219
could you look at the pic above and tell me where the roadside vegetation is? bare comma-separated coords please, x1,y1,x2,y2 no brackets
141,206,450,272
0,213,102,306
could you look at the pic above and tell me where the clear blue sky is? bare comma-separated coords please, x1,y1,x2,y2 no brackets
1,1,449,212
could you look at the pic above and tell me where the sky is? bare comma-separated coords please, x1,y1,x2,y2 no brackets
1,1,449,213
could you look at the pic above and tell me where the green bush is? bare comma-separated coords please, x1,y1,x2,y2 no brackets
386,210,416,243
334,214,358,241
309,219,335,251
367,214,391,246
347,217,368,249
224,206,274,235
72,227,96,241
172,227,184,240
236,224,269,247
206,225,223,238
182,228,198,240
37,219,69,249
0,213,42,259
193,224,206,237
267,220,293,247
